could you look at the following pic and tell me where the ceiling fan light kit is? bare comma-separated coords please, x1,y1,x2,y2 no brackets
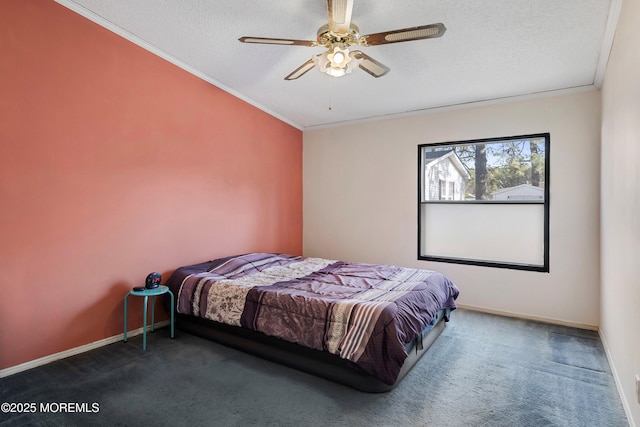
314,44,360,77
239,0,446,81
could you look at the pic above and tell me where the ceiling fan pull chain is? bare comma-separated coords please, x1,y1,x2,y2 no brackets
328,75,333,110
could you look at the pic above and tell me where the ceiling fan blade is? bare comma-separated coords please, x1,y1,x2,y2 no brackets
327,0,354,34
362,23,446,46
239,36,317,47
351,51,390,78
284,59,316,80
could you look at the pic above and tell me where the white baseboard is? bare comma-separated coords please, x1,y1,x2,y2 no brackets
0,321,170,379
599,330,636,427
457,304,599,331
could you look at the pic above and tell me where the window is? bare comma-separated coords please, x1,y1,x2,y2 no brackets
418,133,550,272
439,180,455,200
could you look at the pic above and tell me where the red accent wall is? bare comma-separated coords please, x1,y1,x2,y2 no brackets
0,1,302,369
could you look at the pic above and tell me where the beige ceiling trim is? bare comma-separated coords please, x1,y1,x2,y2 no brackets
594,0,623,88
303,85,598,131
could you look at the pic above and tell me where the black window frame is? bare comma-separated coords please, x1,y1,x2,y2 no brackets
417,132,550,272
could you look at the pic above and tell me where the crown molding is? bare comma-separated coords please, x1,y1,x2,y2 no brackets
594,0,623,88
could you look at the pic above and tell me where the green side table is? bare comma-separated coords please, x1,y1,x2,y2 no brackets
123,285,175,350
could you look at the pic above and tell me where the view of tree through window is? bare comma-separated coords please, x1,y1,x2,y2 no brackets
421,136,546,202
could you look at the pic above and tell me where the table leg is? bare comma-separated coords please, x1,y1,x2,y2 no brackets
123,294,129,343
142,295,148,351
170,290,175,338
151,295,156,332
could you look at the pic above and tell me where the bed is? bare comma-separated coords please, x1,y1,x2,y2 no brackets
164,253,459,392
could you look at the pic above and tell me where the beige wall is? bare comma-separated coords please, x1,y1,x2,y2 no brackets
304,90,601,328
600,0,640,423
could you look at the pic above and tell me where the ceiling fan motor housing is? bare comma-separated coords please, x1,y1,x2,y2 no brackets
317,24,361,47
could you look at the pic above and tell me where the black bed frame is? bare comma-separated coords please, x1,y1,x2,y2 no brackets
174,308,450,393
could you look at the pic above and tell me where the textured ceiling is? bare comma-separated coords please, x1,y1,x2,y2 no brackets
57,0,618,129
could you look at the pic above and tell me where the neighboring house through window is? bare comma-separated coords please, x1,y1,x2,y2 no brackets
423,149,470,201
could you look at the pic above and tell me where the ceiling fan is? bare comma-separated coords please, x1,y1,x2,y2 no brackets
239,0,446,80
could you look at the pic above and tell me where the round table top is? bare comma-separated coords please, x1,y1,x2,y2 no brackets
128,285,170,296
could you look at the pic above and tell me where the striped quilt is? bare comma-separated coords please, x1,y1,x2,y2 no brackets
167,253,459,385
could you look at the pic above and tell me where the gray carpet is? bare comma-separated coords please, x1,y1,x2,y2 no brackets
0,310,628,427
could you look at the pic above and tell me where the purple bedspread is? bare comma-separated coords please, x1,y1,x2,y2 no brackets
166,253,459,385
